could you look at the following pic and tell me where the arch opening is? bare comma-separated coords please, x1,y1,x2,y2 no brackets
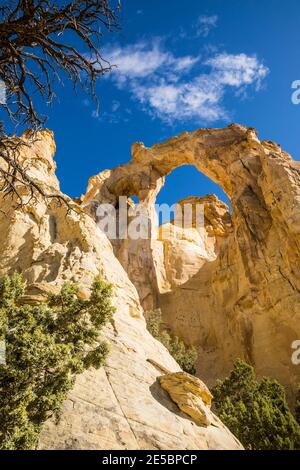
155,164,231,225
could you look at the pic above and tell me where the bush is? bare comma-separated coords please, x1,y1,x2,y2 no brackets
145,309,197,375
212,359,300,450
0,274,115,450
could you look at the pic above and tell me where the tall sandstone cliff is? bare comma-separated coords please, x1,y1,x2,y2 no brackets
1,122,300,448
81,124,300,399
0,129,242,450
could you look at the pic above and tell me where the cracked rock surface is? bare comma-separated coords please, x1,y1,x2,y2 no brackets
0,129,242,450
83,124,300,398
3,121,300,448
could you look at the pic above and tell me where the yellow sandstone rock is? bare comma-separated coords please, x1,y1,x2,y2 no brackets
159,372,213,427
0,128,243,450
82,124,300,399
4,121,300,447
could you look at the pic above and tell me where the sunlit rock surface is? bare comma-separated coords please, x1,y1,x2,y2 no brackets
0,129,242,450
82,124,300,398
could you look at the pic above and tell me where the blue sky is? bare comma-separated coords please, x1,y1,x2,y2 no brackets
6,0,300,206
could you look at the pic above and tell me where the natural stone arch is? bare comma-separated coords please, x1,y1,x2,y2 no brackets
0,129,244,450
81,124,258,210
81,125,248,310
81,123,266,313
81,123,300,398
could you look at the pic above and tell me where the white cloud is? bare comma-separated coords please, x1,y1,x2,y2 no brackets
206,53,269,89
132,77,225,123
106,42,169,82
105,41,200,86
196,15,218,37
133,83,180,115
173,55,200,72
103,41,269,124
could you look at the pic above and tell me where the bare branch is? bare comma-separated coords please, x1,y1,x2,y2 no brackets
0,0,120,126
0,125,79,212
0,1,121,207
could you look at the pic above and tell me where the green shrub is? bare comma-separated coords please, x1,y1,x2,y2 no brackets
0,273,115,450
145,309,197,375
212,359,300,450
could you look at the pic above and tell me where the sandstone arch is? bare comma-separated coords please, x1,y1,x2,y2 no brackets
82,123,300,398
1,123,299,450
82,124,256,207
0,129,243,450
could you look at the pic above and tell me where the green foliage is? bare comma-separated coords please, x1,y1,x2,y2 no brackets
212,359,300,450
0,273,115,450
145,309,197,375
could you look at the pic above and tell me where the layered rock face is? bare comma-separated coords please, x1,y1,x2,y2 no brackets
82,124,300,398
0,130,242,450
157,195,232,292
2,122,300,448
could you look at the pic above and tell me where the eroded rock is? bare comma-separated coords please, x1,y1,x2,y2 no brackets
0,129,242,450
159,372,213,427
82,124,300,398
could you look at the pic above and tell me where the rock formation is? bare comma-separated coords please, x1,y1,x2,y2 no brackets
157,195,232,291
81,124,300,399
2,121,300,449
159,372,214,427
0,129,242,450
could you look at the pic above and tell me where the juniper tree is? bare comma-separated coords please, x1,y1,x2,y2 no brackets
212,359,300,450
145,308,198,375
0,273,115,449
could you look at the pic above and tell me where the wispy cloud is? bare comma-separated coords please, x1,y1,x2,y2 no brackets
206,53,268,89
105,40,199,86
132,78,225,122
103,40,269,124
196,15,218,37
178,14,218,40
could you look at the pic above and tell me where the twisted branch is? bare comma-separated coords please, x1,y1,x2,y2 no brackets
0,0,120,207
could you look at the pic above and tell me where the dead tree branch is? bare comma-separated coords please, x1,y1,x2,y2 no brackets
0,0,120,207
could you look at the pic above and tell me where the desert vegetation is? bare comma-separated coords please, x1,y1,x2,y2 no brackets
0,274,115,449
145,308,198,375
212,359,300,450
